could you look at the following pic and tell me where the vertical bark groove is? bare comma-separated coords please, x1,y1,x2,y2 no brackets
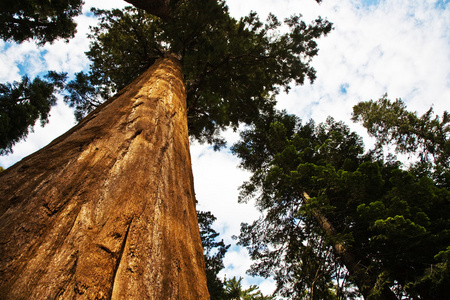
110,220,132,298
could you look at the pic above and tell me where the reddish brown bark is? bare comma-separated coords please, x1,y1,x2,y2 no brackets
0,55,209,299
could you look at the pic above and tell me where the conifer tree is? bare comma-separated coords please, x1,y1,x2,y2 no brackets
232,105,450,299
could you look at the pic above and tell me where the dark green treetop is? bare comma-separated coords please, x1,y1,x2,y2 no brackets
0,72,67,154
232,107,450,299
0,0,83,45
65,0,332,147
0,0,331,155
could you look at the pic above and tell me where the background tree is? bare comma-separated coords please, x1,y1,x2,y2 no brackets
198,210,274,300
0,71,67,154
232,107,450,299
233,112,369,298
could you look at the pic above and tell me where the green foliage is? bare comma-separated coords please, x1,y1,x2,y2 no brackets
66,2,332,147
224,277,274,300
407,246,450,298
233,112,365,298
64,72,106,121
0,72,67,154
0,166,4,172
198,210,230,300
0,0,83,45
352,95,450,168
232,109,450,299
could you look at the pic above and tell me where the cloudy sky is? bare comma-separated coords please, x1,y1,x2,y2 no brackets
1,0,449,295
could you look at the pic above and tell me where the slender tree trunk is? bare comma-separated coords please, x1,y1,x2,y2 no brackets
0,55,209,299
302,192,396,300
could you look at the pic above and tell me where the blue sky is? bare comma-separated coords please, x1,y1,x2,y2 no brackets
1,0,449,296
359,0,380,8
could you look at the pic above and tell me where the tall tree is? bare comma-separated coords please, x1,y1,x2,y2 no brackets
232,108,450,299
0,0,331,298
0,55,211,299
65,4,332,147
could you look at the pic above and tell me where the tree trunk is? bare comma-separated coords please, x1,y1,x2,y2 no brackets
302,192,396,300
0,55,209,299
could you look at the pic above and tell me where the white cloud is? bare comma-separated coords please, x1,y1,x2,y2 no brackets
0,97,76,168
0,44,21,82
0,41,43,81
280,0,450,126
191,141,256,241
42,14,98,75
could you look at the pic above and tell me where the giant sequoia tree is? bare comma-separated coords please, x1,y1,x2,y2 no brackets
233,101,450,299
0,0,331,298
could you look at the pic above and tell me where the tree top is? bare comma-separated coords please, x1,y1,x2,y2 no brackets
66,1,332,148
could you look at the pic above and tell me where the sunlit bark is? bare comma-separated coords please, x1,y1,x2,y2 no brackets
0,55,209,299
